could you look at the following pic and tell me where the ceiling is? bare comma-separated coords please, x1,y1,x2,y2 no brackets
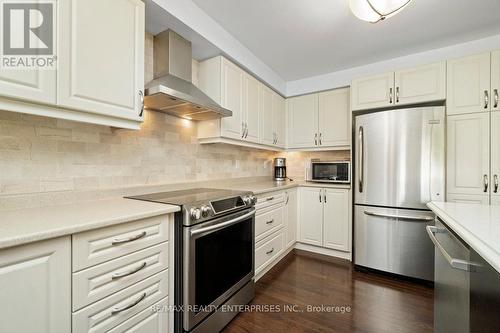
191,0,500,81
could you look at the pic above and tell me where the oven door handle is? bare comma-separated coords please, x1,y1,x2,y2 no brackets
190,209,256,236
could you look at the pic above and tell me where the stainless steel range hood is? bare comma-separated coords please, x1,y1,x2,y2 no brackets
144,30,232,120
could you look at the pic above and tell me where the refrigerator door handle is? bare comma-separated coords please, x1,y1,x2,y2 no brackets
358,126,364,193
364,210,434,222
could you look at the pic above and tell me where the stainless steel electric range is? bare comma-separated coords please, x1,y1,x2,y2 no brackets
127,188,257,333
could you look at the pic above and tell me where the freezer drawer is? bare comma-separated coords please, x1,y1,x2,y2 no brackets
354,205,435,280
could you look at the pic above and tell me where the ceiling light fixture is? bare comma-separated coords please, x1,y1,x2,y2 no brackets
349,0,413,23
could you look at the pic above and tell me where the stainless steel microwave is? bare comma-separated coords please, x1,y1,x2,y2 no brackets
307,161,351,183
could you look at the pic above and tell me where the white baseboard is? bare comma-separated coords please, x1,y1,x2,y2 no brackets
294,242,352,261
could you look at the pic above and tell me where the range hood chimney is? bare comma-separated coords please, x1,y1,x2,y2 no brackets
144,30,232,120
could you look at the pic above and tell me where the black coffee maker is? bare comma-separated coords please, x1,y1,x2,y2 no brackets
274,158,286,181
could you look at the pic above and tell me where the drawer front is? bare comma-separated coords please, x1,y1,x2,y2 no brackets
73,243,169,311
255,206,284,242
255,231,284,275
73,271,168,333
107,297,169,333
72,215,169,271
256,191,285,210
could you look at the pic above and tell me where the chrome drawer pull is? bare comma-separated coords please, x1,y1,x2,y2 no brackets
266,196,274,201
266,248,275,255
364,210,434,222
111,292,147,315
494,89,499,108
111,262,147,280
484,174,489,193
112,231,147,245
426,226,480,272
494,174,499,193
266,219,274,225
484,90,489,109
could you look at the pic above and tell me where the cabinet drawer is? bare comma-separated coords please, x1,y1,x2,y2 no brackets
256,191,285,210
255,231,284,275
72,271,168,333
73,243,169,311
107,297,169,333
72,215,169,271
255,206,284,242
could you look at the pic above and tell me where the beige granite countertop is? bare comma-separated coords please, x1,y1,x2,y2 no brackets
0,198,179,250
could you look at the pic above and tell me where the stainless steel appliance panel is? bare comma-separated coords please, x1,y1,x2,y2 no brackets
355,205,435,280
355,107,445,209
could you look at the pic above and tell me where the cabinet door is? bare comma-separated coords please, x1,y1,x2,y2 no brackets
446,193,490,205
318,88,350,147
0,70,56,105
447,113,490,199
323,189,350,251
58,0,145,121
259,85,274,145
285,190,298,248
492,50,500,112
0,237,71,333
298,187,323,246
351,72,394,111
447,53,491,115
394,61,446,105
273,94,286,147
243,74,260,143
287,94,318,148
491,111,500,202
220,58,244,139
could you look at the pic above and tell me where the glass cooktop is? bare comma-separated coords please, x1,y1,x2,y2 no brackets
126,188,251,206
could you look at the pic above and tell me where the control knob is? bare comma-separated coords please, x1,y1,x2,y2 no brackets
200,205,212,218
189,207,201,220
243,195,256,206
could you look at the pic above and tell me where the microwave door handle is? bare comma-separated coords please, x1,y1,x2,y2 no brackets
358,126,364,193
190,209,255,236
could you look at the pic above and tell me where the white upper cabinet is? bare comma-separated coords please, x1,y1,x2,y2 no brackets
287,94,319,148
447,53,491,115
323,189,350,252
259,85,274,146
273,93,286,148
0,69,56,105
352,62,446,111
243,74,260,143
351,72,394,110
298,187,323,246
58,0,145,122
220,58,244,139
491,50,500,112
318,88,350,147
491,111,500,201
394,61,446,105
447,113,490,200
0,237,71,333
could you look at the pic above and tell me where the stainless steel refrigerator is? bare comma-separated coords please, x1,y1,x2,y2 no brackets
354,106,445,281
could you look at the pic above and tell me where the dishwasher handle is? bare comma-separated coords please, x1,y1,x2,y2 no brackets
426,226,480,272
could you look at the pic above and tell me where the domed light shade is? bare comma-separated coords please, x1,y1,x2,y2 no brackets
349,0,413,23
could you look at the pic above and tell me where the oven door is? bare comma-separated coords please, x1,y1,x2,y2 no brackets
183,208,255,331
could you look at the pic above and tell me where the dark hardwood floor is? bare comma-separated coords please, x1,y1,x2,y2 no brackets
223,252,434,333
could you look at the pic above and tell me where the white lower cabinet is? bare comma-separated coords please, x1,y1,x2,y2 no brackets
298,187,350,252
0,237,71,333
255,231,284,276
285,189,298,248
108,298,169,333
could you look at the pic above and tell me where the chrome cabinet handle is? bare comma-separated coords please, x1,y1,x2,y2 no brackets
139,90,144,117
323,191,327,203
266,219,274,225
494,89,499,108
112,231,147,245
364,210,434,222
358,126,364,193
241,122,245,138
319,133,322,145
426,226,480,272
484,90,489,109
112,262,147,280
314,133,318,146
319,191,322,203
266,248,275,255
389,87,393,104
266,196,274,201
396,87,399,103
484,174,489,193
111,292,147,315
285,192,289,205
190,209,255,236
494,174,499,193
